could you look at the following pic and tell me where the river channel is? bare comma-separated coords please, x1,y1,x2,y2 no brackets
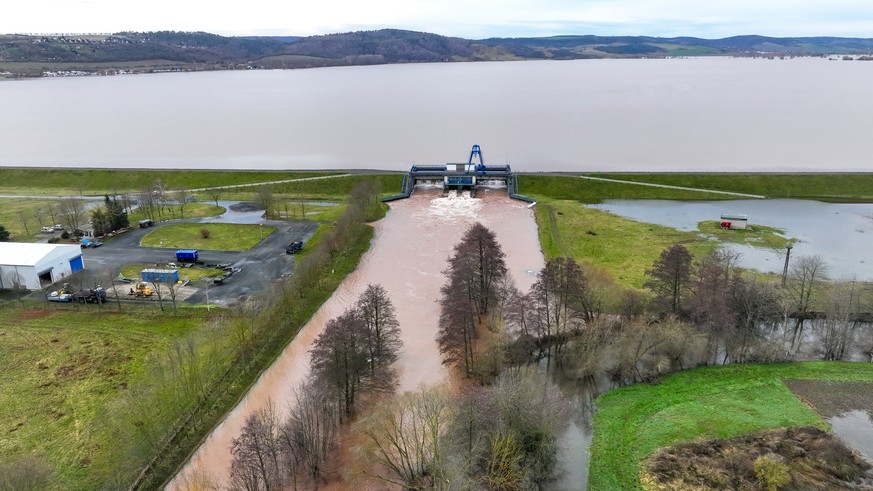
167,189,545,489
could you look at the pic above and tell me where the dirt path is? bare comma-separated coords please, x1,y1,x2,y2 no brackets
573,175,766,198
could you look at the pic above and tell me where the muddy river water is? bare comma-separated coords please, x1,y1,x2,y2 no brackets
167,189,545,489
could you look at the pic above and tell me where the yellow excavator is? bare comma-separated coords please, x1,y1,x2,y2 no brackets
129,282,154,297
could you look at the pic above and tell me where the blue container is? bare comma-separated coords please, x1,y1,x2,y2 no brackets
141,269,180,283
175,249,199,261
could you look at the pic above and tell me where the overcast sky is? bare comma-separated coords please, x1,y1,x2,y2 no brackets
5,0,873,39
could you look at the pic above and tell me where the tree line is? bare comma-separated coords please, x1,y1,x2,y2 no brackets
228,283,403,490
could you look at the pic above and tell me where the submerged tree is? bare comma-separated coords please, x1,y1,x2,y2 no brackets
786,255,829,348
357,284,403,381
309,309,368,417
437,223,508,376
310,284,402,415
527,257,591,364
229,404,285,491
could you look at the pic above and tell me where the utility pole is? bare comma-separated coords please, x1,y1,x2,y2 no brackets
781,244,793,287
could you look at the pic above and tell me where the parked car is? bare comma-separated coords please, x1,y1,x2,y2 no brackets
41,226,55,233
52,224,64,230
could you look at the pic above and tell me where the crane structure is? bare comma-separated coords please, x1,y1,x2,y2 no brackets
382,145,534,203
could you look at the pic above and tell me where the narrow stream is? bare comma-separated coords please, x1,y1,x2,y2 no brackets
167,189,545,489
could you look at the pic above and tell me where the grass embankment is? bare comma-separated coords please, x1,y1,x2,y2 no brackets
519,174,734,202
127,203,226,224
0,169,340,196
519,173,873,202
586,173,873,202
140,223,275,251
228,173,404,200
588,362,873,491
0,308,207,489
118,265,225,282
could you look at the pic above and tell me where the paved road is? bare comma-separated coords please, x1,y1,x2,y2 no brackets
78,207,319,306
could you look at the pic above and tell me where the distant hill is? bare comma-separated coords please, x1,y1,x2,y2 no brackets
1,29,872,78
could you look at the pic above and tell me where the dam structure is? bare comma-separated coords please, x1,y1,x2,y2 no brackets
383,145,536,204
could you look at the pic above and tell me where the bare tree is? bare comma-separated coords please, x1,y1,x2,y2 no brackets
437,275,479,376
229,403,285,491
57,197,86,232
645,244,694,314
437,223,508,376
449,222,508,316
309,309,368,417
726,276,782,363
205,187,224,207
786,255,829,348
281,382,339,483
16,209,31,236
256,185,276,220
690,250,739,363
32,206,47,227
527,257,591,364
138,189,158,221
821,280,863,361
174,188,190,218
359,386,453,489
357,284,403,382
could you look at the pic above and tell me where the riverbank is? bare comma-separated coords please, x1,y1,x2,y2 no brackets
588,362,873,491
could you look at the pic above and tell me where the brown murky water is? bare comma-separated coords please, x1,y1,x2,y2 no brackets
167,189,544,489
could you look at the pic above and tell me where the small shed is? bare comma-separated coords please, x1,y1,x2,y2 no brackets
0,243,84,290
720,213,748,230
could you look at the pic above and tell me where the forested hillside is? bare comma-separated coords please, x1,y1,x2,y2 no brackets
2,29,872,78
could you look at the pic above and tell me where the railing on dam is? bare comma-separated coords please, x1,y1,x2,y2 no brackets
380,171,536,205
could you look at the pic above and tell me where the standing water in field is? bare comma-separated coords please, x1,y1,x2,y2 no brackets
167,189,545,489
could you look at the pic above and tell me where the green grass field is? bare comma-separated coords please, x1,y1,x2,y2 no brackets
0,169,339,196
535,200,719,287
0,308,207,489
127,203,226,224
588,362,873,491
140,223,275,251
118,264,225,282
0,198,59,241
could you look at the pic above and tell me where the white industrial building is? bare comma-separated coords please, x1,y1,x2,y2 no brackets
0,243,84,290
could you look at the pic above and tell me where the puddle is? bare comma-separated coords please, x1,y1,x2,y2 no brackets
830,410,873,464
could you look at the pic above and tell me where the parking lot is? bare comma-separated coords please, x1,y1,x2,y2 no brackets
69,204,320,306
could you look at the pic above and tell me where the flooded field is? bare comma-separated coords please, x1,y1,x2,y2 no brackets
588,199,873,280
167,189,544,489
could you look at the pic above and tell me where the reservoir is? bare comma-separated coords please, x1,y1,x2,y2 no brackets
2,57,872,171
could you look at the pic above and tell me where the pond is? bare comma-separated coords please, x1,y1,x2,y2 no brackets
587,199,873,281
